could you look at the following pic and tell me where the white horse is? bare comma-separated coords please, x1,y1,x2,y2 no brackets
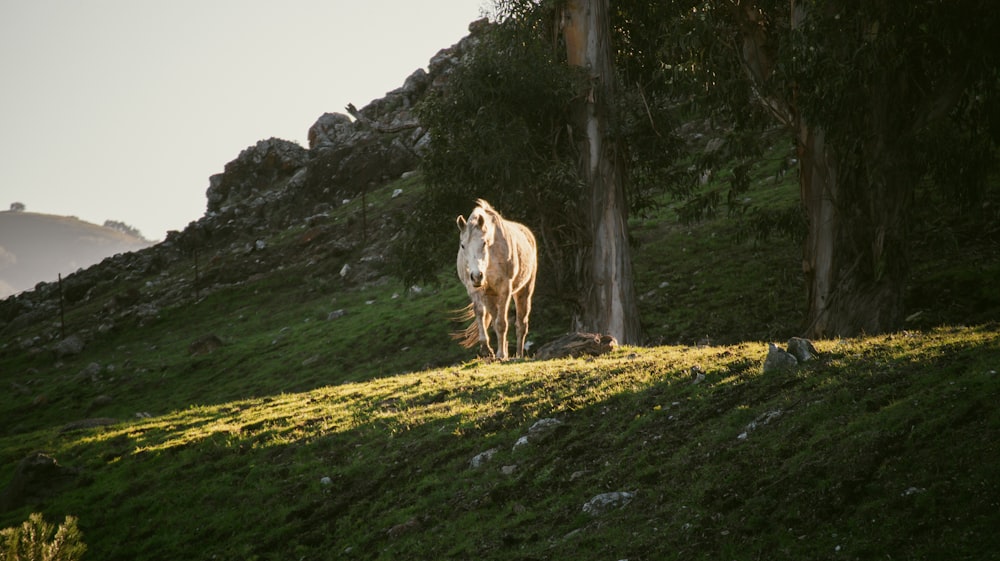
455,199,538,360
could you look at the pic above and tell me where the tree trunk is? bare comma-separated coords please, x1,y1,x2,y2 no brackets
797,121,910,338
562,0,642,344
736,0,915,338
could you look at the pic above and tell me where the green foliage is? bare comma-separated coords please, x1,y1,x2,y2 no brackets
397,16,585,291
0,514,86,561
102,220,145,241
397,5,689,297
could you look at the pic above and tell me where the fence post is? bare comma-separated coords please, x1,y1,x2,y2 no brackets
58,273,66,339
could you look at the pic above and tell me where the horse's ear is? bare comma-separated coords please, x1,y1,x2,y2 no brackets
456,215,466,230
475,214,485,229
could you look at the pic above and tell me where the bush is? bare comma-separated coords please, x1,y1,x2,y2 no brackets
0,513,86,561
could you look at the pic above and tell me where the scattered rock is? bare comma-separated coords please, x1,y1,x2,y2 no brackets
320,476,333,486
737,409,784,440
386,517,421,539
762,342,798,372
469,447,498,469
500,464,517,476
536,332,618,360
527,418,563,441
327,309,347,320
59,418,119,433
77,362,103,382
582,491,635,516
53,335,84,358
9,381,31,395
188,334,223,356
512,418,564,451
787,337,819,362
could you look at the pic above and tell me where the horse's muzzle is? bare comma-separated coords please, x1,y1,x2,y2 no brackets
470,271,484,287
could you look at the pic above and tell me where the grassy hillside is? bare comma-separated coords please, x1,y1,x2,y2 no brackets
1,164,999,560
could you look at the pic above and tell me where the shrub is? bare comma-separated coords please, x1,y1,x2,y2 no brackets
0,513,86,561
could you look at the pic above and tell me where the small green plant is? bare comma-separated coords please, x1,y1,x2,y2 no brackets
0,513,86,561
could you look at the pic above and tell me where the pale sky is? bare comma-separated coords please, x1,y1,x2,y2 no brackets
0,0,487,241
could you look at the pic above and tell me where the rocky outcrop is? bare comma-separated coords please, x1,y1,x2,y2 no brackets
0,19,490,347
206,138,309,215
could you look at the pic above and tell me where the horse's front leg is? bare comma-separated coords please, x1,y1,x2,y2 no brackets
476,305,494,359
492,288,513,360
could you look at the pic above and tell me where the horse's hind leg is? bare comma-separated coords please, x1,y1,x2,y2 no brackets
493,293,512,360
513,286,533,358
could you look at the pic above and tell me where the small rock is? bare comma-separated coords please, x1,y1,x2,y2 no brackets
53,335,84,358
386,517,420,539
327,309,347,320
340,264,351,278
536,332,617,360
469,448,498,469
188,334,223,356
527,418,562,440
762,343,798,372
787,337,818,362
59,418,118,433
738,409,784,440
512,435,530,451
392,188,404,198
78,362,102,382
320,476,333,486
501,464,517,476
582,491,635,516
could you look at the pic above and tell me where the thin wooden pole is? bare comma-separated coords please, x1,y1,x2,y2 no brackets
58,273,66,338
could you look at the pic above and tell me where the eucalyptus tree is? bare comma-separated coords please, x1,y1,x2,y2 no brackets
406,1,682,344
659,0,999,337
558,0,641,343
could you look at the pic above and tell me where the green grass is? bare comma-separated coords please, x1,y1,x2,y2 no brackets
2,327,999,559
2,167,999,560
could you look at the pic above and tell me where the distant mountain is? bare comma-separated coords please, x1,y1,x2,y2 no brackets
0,210,153,298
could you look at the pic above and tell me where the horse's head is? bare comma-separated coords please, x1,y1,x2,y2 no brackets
456,207,495,288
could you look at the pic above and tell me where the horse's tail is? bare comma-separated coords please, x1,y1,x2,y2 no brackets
450,303,479,349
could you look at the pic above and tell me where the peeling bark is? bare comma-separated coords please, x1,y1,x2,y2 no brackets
562,0,642,344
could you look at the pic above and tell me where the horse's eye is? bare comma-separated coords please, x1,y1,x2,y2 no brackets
460,243,465,249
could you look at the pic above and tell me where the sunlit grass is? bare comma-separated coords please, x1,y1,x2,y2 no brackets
2,166,999,559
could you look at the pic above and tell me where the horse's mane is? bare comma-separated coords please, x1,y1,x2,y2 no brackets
475,199,512,247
